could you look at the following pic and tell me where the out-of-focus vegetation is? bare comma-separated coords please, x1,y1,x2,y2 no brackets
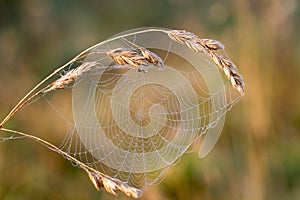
0,0,299,199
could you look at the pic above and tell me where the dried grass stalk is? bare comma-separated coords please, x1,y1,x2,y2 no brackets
0,28,244,199
168,30,245,95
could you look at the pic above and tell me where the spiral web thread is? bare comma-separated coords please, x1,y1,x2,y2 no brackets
52,28,243,191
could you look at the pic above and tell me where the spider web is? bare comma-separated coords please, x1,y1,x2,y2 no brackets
53,28,242,190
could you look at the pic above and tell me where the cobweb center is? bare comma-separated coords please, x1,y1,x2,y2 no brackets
134,108,151,126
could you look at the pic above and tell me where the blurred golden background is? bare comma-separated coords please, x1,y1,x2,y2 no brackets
0,0,299,199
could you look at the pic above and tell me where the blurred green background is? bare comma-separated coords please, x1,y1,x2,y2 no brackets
0,0,300,199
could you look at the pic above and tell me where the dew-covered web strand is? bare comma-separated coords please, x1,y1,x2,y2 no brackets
42,95,73,126
60,78,94,155
0,134,27,144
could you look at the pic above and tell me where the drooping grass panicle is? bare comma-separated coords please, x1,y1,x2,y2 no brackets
168,29,245,95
